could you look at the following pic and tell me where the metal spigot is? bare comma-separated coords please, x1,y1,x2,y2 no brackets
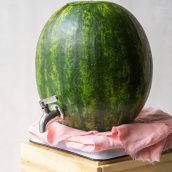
39,95,64,133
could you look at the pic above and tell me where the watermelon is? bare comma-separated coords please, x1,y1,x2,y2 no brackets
36,1,153,131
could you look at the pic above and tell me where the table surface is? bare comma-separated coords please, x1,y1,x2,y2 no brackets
21,142,172,172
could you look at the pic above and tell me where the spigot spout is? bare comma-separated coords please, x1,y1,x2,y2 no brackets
38,96,64,133
39,109,60,133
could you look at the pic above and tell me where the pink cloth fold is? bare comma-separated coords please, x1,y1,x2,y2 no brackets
28,107,172,163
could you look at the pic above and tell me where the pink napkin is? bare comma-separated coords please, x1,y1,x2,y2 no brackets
28,107,172,163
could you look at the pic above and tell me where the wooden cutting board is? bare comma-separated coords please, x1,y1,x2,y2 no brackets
21,142,172,172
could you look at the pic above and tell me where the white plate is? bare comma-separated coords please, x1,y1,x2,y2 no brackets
30,137,127,161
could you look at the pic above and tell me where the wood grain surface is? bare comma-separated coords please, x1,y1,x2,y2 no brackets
21,142,172,172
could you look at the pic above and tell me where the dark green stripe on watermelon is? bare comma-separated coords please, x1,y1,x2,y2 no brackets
36,1,153,131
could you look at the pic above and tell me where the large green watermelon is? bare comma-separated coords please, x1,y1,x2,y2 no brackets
36,1,153,131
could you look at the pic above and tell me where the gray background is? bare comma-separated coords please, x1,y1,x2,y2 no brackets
0,0,172,171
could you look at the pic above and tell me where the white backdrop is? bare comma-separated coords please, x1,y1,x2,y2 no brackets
0,0,172,171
